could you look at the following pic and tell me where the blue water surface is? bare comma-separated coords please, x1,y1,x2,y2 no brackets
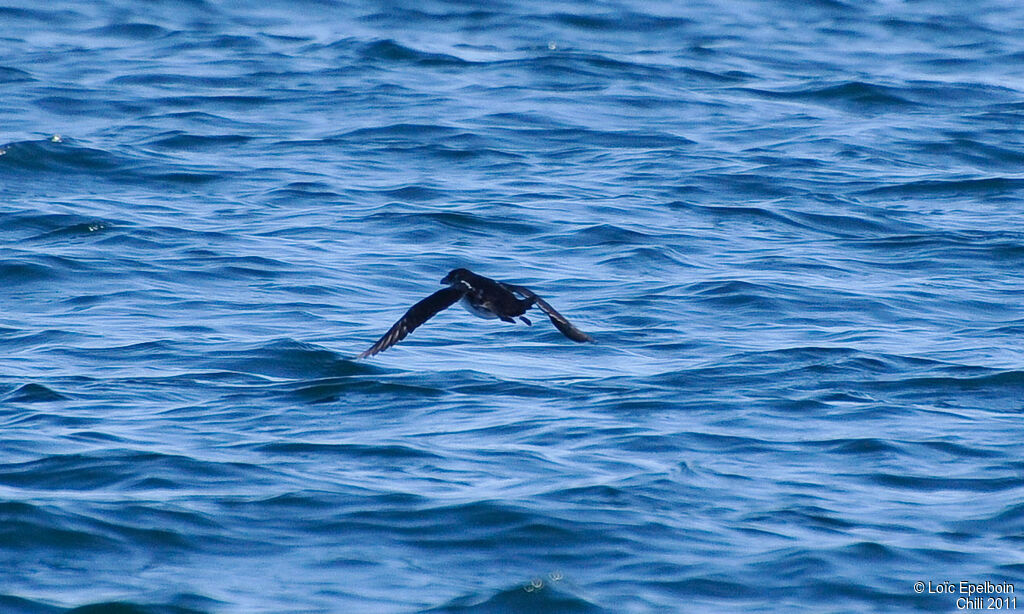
3,0,1024,612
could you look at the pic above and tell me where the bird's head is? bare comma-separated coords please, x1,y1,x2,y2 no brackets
441,268,471,285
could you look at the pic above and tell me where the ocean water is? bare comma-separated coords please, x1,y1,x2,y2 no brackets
2,0,1024,612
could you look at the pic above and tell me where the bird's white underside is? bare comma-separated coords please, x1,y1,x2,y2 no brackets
459,297,498,319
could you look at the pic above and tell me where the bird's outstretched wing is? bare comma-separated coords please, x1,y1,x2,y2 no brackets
358,286,466,358
502,283,594,343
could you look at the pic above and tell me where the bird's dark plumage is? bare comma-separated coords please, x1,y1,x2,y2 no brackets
358,268,593,358
500,283,594,343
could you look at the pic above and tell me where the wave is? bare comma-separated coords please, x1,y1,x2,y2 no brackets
254,441,443,460
0,139,125,173
546,10,693,32
359,39,470,66
197,338,364,379
860,176,1024,197
65,601,211,614
85,23,174,40
141,132,253,151
424,581,610,613
866,472,1023,493
0,65,34,83
736,81,918,111
0,450,268,491
0,138,226,186
2,384,67,403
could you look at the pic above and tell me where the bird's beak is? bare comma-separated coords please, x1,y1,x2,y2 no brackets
441,273,451,284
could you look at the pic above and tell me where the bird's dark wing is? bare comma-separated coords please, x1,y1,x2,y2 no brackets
501,283,594,343
358,286,466,358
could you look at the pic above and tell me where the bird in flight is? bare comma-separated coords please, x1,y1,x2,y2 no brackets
358,268,593,358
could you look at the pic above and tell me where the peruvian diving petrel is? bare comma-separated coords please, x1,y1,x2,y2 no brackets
358,268,593,358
